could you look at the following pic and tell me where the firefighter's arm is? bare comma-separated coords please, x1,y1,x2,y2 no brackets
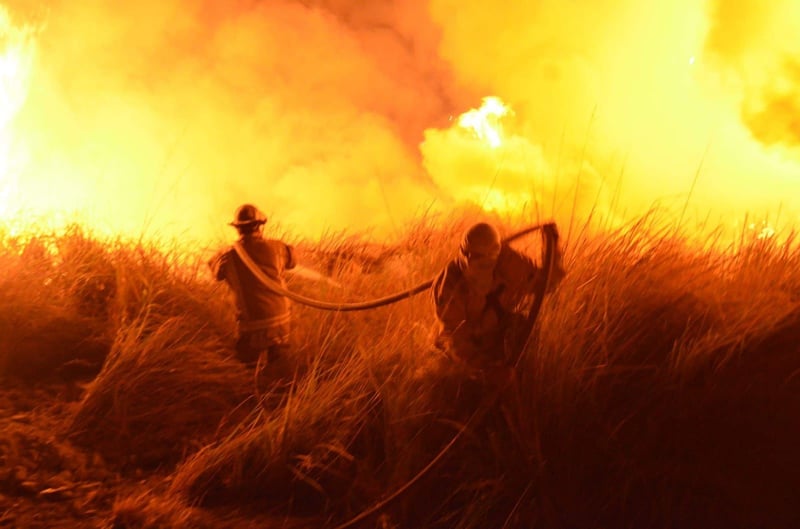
545,244,566,292
541,223,566,293
505,228,566,295
501,247,541,295
208,249,229,281
524,251,565,294
284,243,297,270
432,267,477,348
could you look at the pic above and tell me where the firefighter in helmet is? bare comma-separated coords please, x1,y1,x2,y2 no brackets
431,222,565,369
209,204,296,369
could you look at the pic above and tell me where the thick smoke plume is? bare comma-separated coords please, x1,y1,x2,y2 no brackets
2,0,799,243
6,0,473,241
428,0,800,230
705,0,800,150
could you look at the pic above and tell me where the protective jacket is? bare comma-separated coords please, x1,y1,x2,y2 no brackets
432,244,564,366
210,233,296,347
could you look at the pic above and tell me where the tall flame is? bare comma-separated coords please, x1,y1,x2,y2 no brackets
0,7,35,220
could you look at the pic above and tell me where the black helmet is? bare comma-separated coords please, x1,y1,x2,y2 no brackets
229,204,267,227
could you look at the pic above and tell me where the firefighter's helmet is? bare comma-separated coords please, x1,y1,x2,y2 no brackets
460,222,501,259
229,204,267,227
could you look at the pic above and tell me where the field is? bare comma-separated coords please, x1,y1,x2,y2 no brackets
1,211,799,529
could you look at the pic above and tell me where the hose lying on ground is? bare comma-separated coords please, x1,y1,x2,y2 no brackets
233,222,553,312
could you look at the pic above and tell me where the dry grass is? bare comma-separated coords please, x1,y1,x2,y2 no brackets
169,350,385,516
67,316,252,469
106,489,210,529
3,210,800,528
0,228,112,380
1,224,252,468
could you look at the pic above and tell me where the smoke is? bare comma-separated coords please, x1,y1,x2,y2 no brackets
741,59,800,148
705,0,800,151
424,0,800,229
3,0,800,244
6,0,473,242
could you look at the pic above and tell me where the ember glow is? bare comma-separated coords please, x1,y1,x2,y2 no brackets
0,1,798,246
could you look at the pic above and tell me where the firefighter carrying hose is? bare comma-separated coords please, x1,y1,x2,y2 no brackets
209,204,296,372
431,222,565,371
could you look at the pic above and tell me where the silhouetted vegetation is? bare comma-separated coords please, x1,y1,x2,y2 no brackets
2,212,799,528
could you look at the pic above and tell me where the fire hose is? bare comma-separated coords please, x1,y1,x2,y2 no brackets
233,222,556,311
327,222,558,529
235,222,556,528
232,223,557,528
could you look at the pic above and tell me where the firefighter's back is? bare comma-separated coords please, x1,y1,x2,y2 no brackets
232,236,294,322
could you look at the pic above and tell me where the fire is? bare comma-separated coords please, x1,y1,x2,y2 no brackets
0,1,797,250
422,94,555,218
0,7,35,220
469,187,531,213
457,96,511,149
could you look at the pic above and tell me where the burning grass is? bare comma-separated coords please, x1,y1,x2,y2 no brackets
2,211,800,528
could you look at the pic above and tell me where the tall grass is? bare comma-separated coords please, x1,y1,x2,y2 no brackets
2,211,800,528
0,226,114,380
67,315,251,468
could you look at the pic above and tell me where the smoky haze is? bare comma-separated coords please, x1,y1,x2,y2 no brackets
705,0,800,150
9,0,474,241
4,0,800,243
428,0,800,228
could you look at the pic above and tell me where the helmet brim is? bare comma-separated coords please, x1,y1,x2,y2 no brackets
229,220,266,227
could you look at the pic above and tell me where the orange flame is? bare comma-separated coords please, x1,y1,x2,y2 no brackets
0,7,35,220
421,94,555,219
0,1,797,250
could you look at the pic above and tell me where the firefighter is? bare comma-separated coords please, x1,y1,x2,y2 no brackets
209,204,296,371
431,221,565,370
